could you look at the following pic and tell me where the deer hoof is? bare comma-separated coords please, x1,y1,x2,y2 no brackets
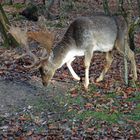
77,77,81,81
84,84,89,91
96,77,103,83
134,75,138,81
74,76,80,81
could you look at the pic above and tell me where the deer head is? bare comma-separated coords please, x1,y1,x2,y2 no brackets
8,25,55,86
26,30,56,86
39,60,56,86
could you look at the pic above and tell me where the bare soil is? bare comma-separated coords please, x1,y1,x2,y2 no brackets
0,78,72,115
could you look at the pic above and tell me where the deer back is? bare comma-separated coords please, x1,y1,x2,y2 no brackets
50,16,118,67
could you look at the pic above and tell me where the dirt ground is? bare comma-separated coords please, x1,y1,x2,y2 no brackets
0,78,72,114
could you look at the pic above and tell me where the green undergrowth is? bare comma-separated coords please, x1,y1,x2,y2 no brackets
2,3,26,9
28,82,140,127
12,3,26,9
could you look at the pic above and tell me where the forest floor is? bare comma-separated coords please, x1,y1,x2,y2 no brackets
0,1,140,139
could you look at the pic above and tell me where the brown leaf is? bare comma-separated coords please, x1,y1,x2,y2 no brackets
0,70,4,74
70,88,78,97
123,92,128,99
93,92,101,97
19,115,28,121
84,103,93,109
124,87,135,94
86,127,95,133
26,130,33,136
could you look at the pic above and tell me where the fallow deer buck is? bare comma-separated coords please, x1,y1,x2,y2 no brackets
9,15,138,90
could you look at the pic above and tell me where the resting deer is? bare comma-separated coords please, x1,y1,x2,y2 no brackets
9,15,137,90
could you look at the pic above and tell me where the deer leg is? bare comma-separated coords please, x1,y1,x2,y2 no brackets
116,42,137,82
84,51,93,90
67,57,80,81
96,52,113,82
127,48,137,81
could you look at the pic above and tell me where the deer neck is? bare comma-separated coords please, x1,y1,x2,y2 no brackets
48,41,74,69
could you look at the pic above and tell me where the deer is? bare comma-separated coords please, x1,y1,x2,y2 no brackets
9,15,138,90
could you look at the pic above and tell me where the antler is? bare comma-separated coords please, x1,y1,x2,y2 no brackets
8,25,27,45
18,48,40,68
8,25,40,68
8,22,55,68
28,16,55,54
27,31,54,55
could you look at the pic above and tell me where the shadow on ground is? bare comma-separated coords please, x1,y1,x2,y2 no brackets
0,78,72,114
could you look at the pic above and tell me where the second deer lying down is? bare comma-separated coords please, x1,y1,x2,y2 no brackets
9,15,138,90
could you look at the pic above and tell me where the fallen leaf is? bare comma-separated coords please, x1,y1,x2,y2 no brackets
123,91,128,99
93,92,101,97
70,88,78,97
86,127,95,133
84,103,93,109
19,115,28,121
26,130,33,136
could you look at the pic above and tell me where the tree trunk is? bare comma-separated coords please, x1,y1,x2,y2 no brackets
0,3,10,27
9,0,13,5
103,0,110,15
118,0,129,85
0,3,18,47
0,21,9,47
43,0,46,5
44,0,59,19
137,0,140,16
